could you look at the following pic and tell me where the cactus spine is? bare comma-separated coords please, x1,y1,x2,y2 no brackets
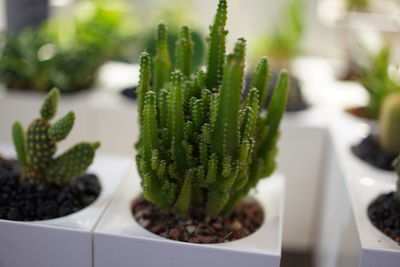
135,0,289,217
12,88,100,183
379,93,400,156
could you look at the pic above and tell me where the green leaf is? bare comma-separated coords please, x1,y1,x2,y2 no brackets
167,71,186,173
206,189,229,218
49,111,75,142
12,122,28,165
137,52,152,125
153,23,171,92
212,39,246,158
250,57,269,111
260,71,288,154
46,142,100,181
175,169,193,215
205,0,228,90
40,88,59,120
175,25,193,77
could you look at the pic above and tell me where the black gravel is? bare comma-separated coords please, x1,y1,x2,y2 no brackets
0,158,101,221
247,72,309,112
121,86,137,100
351,134,396,171
368,192,400,244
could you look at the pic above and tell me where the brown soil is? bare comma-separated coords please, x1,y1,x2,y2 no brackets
345,106,375,120
132,196,264,244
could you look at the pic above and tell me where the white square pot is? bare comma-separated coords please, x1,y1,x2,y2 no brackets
93,163,285,267
275,56,334,251
315,106,400,267
278,123,328,251
0,143,131,267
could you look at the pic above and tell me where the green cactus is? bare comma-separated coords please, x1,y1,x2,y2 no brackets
360,46,400,119
12,88,100,183
135,0,289,218
379,93,400,156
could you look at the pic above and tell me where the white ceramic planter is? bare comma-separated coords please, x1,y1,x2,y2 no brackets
314,97,400,267
277,57,333,251
93,163,285,267
278,121,328,251
0,143,131,267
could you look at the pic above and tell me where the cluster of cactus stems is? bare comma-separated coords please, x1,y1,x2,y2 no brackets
12,88,100,183
379,93,400,156
135,0,288,217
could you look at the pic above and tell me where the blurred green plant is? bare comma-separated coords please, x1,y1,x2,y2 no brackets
135,0,288,217
359,45,400,119
12,88,100,183
139,0,205,70
347,0,369,11
252,0,305,68
0,0,136,93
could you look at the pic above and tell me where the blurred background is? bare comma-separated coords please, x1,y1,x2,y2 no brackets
0,0,400,266
0,0,399,93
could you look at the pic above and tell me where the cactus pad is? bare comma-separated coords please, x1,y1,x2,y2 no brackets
12,88,100,183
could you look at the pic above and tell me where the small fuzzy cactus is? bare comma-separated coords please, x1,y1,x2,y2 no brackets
135,0,288,217
12,88,100,183
379,93,400,156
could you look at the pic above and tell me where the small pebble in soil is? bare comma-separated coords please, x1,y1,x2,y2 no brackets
132,196,263,244
351,134,396,171
121,86,138,100
368,192,400,245
0,158,101,221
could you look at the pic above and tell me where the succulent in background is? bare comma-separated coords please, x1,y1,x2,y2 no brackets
347,0,369,11
252,0,304,68
251,0,307,112
0,0,136,93
140,0,205,72
379,93,400,156
135,0,288,217
360,45,400,119
12,88,100,183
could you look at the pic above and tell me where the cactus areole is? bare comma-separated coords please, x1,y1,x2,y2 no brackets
135,0,289,218
12,88,100,184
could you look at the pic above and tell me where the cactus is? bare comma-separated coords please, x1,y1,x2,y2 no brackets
360,46,400,119
135,0,289,218
379,93,400,156
12,88,100,183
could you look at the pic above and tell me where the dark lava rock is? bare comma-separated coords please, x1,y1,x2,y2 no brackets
246,72,309,112
351,134,396,171
121,86,137,100
0,159,101,221
368,192,400,244
132,196,263,244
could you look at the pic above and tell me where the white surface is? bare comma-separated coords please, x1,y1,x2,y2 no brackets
0,143,131,267
0,80,139,156
278,121,328,250
94,164,285,267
